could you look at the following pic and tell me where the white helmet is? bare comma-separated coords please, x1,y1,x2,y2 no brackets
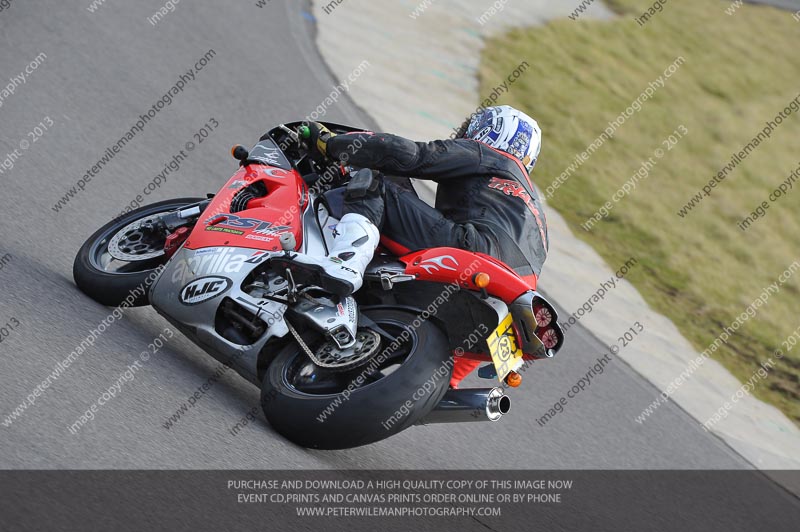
464,105,542,173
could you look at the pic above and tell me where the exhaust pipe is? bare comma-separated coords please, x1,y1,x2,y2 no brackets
417,387,510,425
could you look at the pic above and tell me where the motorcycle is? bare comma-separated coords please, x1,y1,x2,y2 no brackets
73,122,564,449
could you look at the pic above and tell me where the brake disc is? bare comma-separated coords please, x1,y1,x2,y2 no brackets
107,218,166,262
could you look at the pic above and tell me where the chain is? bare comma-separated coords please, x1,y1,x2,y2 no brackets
285,319,333,368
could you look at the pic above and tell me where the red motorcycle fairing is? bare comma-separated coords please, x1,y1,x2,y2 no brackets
184,164,308,253
395,247,546,388
398,247,537,301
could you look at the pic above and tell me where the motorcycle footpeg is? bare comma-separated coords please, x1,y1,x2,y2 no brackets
270,256,354,298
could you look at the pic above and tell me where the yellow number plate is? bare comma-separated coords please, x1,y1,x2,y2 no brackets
487,314,524,382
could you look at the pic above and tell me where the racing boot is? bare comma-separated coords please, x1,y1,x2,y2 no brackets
272,213,379,297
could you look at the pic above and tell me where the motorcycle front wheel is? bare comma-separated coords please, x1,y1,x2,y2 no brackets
261,307,452,449
73,198,204,307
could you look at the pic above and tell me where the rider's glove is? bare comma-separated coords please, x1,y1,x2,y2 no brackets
308,122,336,158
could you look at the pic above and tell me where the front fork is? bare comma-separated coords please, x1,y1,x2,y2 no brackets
159,198,213,258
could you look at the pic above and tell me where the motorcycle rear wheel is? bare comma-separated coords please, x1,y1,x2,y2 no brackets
73,198,204,307
261,307,452,449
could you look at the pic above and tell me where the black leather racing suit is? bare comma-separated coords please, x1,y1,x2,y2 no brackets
326,132,549,279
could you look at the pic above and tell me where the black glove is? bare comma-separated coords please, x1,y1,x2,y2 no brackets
307,122,336,158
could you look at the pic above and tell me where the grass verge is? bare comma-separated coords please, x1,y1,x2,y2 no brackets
478,0,800,423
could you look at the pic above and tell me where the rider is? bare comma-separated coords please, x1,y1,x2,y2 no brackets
282,105,547,296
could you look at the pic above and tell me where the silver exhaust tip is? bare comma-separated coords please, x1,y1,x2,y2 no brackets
486,387,511,421
417,387,511,425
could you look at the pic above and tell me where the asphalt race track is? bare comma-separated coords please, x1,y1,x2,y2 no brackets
0,0,787,474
